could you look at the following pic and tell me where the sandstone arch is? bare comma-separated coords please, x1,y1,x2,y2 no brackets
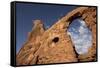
50,7,97,61
16,7,97,65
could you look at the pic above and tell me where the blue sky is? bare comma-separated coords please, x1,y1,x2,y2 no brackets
16,3,92,54
68,19,92,54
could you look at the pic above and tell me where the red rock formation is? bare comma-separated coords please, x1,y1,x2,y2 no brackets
16,7,97,65
16,20,45,65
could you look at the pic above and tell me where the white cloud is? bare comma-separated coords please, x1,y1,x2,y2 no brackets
72,28,78,33
79,26,86,34
78,19,86,26
68,19,92,54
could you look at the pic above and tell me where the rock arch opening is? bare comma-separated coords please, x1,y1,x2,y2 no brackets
68,18,92,54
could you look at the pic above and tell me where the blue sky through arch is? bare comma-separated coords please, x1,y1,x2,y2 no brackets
68,19,92,54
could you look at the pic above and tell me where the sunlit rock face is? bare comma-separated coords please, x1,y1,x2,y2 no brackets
68,19,92,54
16,7,97,65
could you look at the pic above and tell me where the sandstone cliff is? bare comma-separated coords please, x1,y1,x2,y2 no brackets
16,7,97,65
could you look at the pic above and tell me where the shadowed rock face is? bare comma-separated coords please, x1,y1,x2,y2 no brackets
16,7,97,65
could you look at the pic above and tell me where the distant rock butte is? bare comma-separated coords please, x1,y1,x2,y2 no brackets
16,7,97,65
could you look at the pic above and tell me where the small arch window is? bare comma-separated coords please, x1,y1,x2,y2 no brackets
68,18,92,54
52,37,59,43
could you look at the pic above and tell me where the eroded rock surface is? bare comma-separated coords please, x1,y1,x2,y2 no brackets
16,7,97,65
